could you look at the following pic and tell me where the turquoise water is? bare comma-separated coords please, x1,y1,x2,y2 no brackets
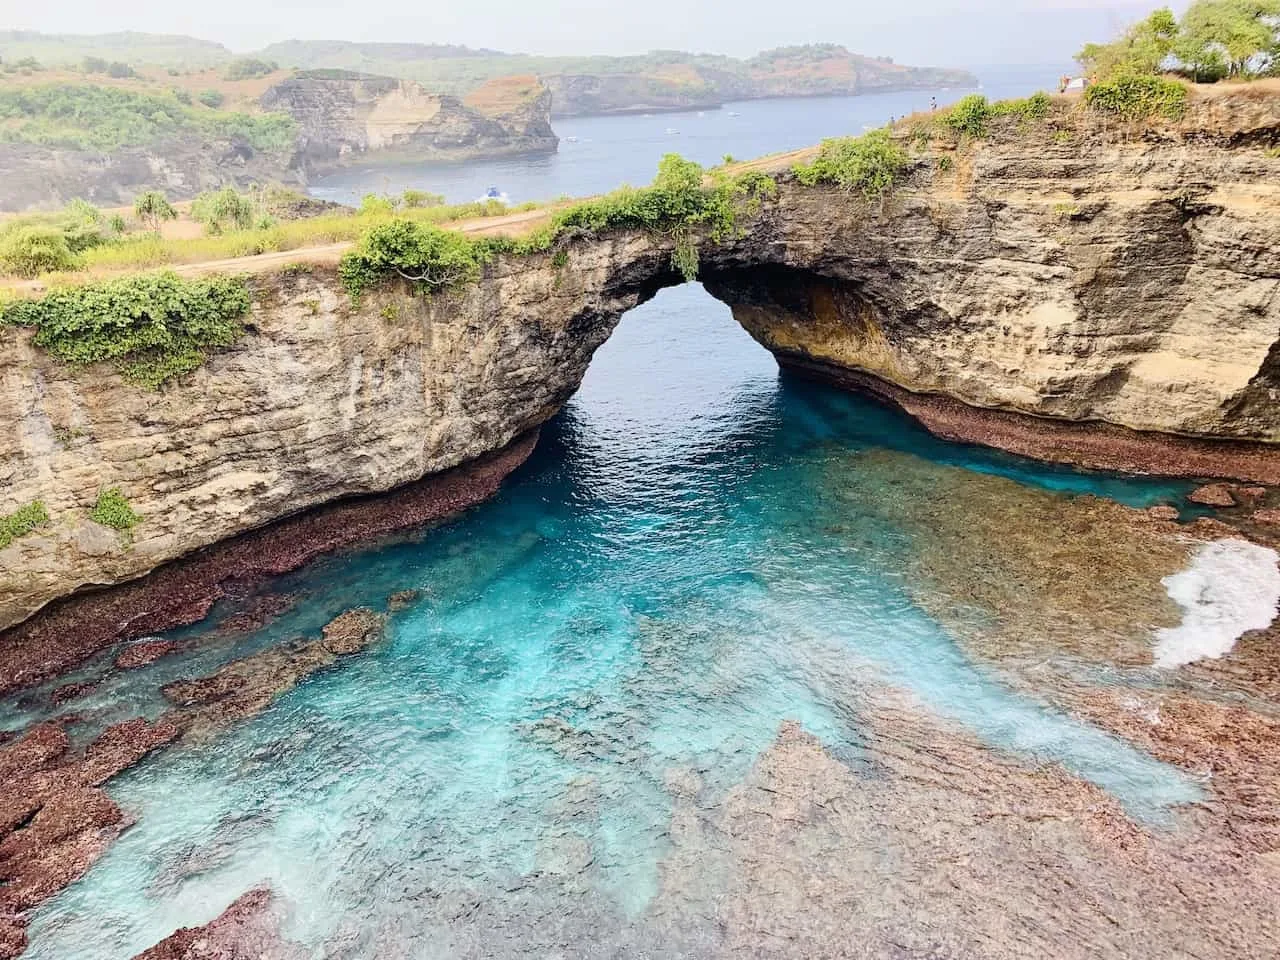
18,285,1203,958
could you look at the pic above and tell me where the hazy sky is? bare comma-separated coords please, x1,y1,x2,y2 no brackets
2,1,1162,67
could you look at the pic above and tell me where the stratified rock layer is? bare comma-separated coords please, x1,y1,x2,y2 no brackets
2,86,1278,637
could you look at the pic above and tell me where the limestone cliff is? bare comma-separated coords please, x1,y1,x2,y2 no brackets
0,136,301,212
1,85,1279,637
259,70,557,173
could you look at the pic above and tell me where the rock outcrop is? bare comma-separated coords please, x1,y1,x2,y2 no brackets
1,86,1278,645
260,70,557,174
0,137,300,212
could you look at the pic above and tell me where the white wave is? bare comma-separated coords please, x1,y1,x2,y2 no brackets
1153,538,1280,668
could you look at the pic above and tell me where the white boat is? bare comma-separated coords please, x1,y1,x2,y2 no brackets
665,127,680,135
564,136,579,143
477,186,511,206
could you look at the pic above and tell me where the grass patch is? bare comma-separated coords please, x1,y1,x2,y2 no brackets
0,272,251,388
0,501,50,550
90,487,140,532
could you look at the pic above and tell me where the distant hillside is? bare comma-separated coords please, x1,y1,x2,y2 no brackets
0,66,557,210
0,31,978,119
0,30,232,69
257,41,978,116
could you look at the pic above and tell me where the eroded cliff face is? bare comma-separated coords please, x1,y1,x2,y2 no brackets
0,136,301,212
2,86,1279,637
260,71,557,173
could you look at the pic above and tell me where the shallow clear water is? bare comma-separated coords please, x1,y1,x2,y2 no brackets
20,285,1203,958
309,68,1059,206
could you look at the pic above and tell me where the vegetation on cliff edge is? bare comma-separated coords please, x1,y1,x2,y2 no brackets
0,272,251,388
0,501,50,550
791,129,910,197
90,487,141,532
0,84,296,152
339,153,780,295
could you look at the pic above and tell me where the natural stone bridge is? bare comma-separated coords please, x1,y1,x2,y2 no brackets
2,86,1280,681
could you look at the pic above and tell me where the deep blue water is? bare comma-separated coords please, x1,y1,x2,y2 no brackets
309,67,1061,206
19,285,1203,959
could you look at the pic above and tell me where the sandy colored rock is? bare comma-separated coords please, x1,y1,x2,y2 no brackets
1189,482,1238,507
320,607,385,656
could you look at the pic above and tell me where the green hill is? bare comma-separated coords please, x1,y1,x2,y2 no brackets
0,30,232,69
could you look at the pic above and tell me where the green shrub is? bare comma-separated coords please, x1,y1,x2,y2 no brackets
60,199,107,252
791,129,909,198
339,220,498,300
197,89,225,108
942,94,993,137
0,501,49,550
90,487,140,531
401,189,444,209
992,90,1052,122
191,186,256,234
223,58,278,81
0,272,251,388
0,226,80,277
0,84,293,152
359,194,398,216
1084,75,1188,121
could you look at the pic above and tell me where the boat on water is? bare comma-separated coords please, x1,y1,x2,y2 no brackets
665,127,680,135
477,186,511,206
564,135,579,143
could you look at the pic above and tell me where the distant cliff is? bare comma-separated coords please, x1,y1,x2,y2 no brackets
255,41,978,118
546,47,977,117
259,71,558,174
0,71,557,211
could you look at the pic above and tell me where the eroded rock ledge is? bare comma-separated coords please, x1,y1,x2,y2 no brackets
2,86,1278,636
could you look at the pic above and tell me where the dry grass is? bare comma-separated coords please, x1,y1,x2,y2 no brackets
462,75,543,116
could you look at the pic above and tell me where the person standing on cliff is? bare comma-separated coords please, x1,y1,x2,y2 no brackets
930,96,937,112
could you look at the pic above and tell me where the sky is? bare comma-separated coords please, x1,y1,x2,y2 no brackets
0,0,1164,67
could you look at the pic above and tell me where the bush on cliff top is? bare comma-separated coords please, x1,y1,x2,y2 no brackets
1083,75,1188,121
939,92,1053,138
0,272,251,389
791,129,909,198
340,154,780,294
0,501,50,550
339,220,502,300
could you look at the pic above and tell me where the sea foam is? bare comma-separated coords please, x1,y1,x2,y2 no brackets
1153,538,1280,668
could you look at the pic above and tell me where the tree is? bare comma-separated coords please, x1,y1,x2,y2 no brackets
1077,7,1180,78
1180,0,1280,76
134,191,177,234
191,187,255,234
